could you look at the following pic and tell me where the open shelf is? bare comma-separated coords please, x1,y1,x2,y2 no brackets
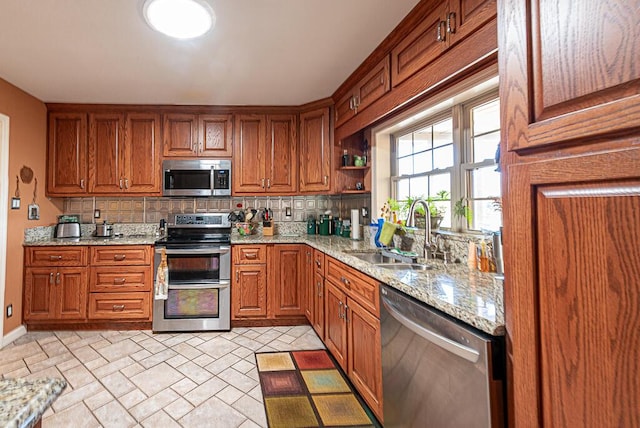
341,189,370,194
340,166,370,170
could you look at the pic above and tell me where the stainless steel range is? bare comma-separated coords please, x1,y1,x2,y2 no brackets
153,213,231,332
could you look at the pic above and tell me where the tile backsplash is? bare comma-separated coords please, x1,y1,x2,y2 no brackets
64,195,371,225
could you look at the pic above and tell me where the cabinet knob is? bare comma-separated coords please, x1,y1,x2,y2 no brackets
447,12,456,34
437,21,447,42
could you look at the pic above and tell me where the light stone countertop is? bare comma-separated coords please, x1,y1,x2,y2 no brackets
231,234,505,336
23,235,158,246
0,378,66,428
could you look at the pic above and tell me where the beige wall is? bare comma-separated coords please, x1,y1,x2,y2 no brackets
0,77,62,334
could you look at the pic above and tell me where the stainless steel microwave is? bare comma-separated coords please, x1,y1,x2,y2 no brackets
162,159,231,197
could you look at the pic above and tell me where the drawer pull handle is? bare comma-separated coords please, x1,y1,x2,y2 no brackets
315,260,321,268
49,272,54,284
112,304,125,311
55,272,61,284
245,253,257,259
49,255,63,261
113,278,126,284
113,254,126,261
338,301,344,319
344,305,349,323
447,12,456,34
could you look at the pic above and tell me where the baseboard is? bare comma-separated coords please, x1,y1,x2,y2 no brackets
1,324,27,348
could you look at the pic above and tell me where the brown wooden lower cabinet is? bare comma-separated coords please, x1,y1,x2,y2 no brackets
323,256,383,422
24,267,87,321
231,244,306,324
23,245,153,329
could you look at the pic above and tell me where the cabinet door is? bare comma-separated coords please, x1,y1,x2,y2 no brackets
335,92,356,129
354,56,391,112
47,112,88,195
233,114,266,193
57,268,88,320
124,112,161,193
23,268,55,320
232,265,267,319
501,0,640,150
505,149,640,427
89,113,125,193
391,2,449,87
199,114,233,157
300,108,331,192
312,271,325,340
304,248,313,321
163,113,198,157
347,298,383,421
324,280,347,371
270,245,304,317
447,0,496,46
266,114,297,193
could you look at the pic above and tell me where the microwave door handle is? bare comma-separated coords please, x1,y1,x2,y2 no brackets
167,281,230,290
156,247,231,255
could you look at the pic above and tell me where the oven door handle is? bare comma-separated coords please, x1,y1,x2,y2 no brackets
156,246,230,255
167,280,230,290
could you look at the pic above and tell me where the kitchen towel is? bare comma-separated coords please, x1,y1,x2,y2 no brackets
154,248,168,300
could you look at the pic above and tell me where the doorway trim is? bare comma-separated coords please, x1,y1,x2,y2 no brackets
0,114,9,346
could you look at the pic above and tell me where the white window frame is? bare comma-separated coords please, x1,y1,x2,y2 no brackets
390,89,500,232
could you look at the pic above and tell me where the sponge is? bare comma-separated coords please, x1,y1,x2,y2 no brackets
378,221,398,246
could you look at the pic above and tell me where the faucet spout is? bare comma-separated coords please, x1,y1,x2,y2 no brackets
406,199,431,260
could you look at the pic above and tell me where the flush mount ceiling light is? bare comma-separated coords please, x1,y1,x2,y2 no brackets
143,0,215,39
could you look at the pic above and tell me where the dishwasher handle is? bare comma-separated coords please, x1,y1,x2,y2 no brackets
382,295,480,363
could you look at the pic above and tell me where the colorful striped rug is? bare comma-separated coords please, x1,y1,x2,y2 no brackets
256,350,380,428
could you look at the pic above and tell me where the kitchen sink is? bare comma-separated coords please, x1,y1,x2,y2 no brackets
347,252,404,264
374,263,434,271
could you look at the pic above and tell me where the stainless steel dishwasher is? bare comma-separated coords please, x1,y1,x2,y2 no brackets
380,285,505,427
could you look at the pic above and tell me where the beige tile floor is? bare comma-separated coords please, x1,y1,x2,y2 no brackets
0,326,325,427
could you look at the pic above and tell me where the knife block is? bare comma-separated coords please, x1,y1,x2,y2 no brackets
262,221,274,236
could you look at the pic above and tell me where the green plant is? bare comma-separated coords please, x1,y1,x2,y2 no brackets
401,191,449,218
453,197,473,224
387,198,401,212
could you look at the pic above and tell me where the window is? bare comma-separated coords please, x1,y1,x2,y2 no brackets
391,90,501,232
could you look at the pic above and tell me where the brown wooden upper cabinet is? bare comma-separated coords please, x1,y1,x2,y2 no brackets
299,107,331,192
501,0,640,151
391,0,496,87
233,114,297,194
47,112,88,196
335,56,391,128
88,112,161,194
163,113,233,158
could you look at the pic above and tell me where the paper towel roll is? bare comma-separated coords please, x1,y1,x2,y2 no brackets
350,209,360,240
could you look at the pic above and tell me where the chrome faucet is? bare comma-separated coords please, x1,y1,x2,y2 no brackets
406,199,431,260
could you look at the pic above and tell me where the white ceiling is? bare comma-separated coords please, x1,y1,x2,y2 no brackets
0,0,420,106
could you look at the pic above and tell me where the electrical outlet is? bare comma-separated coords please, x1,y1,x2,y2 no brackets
6,304,12,318
94,209,101,218
285,207,292,217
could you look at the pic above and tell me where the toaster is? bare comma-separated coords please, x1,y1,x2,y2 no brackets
54,222,81,239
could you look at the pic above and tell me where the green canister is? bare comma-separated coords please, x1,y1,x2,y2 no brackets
318,215,330,236
307,217,316,235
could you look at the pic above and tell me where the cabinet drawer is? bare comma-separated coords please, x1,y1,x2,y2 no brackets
88,292,150,320
233,245,267,264
313,250,325,275
90,246,151,265
90,266,152,293
26,246,87,267
326,257,380,316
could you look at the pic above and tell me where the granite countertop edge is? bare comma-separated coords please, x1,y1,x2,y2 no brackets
23,236,157,246
0,378,67,428
231,234,505,336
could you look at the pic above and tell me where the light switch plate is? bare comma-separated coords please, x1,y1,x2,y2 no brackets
285,207,292,217
11,197,20,209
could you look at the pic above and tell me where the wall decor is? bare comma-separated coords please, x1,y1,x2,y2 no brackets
11,175,20,209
